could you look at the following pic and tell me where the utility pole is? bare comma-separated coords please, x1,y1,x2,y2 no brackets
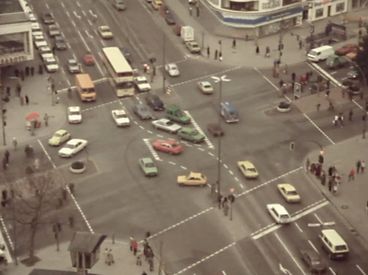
162,33,166,94
0,67,7,145
211,75,231,197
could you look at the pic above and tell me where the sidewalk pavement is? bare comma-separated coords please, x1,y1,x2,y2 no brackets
165,0,368,68
4,239,157,275
306,136,368,248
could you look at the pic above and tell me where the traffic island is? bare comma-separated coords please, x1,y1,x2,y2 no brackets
69,160,86,174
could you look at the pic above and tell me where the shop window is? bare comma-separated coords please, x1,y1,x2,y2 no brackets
336,3,344,12
283,0,300,6
315,8,323,18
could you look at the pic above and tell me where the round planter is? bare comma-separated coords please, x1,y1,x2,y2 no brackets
276,101,291,113
69,160,86,174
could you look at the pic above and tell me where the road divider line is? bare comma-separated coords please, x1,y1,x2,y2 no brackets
308,240,319,254
294,222,303,233
147,207,213,241
173,242,236,275
275,232,307,275
303,113,335,145
38,139,56,169
292,199,329,221
252,224,282,240
77,30,91,52
356,264,367,275
143,138,161,161
184,111,214,149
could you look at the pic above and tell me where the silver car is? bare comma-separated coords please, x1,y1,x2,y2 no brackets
152,118,182,133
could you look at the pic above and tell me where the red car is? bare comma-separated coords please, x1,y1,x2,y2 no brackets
152,139,183,155
335,43,358,56
83,53,95,66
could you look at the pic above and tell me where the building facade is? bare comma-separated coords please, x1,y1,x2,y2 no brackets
206,0,348,36
0,0,33,67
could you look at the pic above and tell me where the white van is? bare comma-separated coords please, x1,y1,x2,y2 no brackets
319,229,349,260
307,45,335,62
266,203,291,224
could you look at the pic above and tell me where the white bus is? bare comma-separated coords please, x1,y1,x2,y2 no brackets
102,47,134,97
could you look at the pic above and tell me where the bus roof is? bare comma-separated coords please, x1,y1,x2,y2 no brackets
102,47,132,74
75,74,94,89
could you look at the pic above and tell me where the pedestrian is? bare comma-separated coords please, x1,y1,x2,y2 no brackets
349,109,353,121
356,160,362,174
291,72,296,82
2,158,7,170
9,140,17,154
361,160,365,173
30,66,34,76
219,52,223,62
107,249,114,265
316,103,321,112
25,95,29,105
328,178,332,192
366,200,368,215
136,252,143,266
256,45,259,54
196,6,200,17
279,79,284,88
16,84,21,96
6,87,10,97
306,158,310,172
338,113,344,127
223,200,229,216
44,113,49,127
333,115,338,126
298,40,302,49
325,89,330,97
142,272,148,275
189,6,192,16
265,46,270,57
214,49,218,60
326,80,330,90
25,66,29,76
4,150,9,164
217,193,223,209
132,239,138,255
232,39,236,49
348,168,355,181
320,170,326,185
221,196,228,209
206,46,210,58
332,183,338,194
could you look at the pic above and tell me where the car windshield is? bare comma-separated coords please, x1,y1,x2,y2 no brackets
189,130,199,136
65,144,76,149
55,132,63,137
145,163,154,168
247,168,256,172
115,113,127,118
287,191,298,195
69,111,80,115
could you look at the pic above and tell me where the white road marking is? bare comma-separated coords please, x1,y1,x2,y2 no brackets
208,152,215,157
313,213,323,224
328,267,337,275
252,223,282,240
168,161,176,166
303,113,335,145
221,271,227,275
308,240,319,254
238,166,303,197
37,140,94,234
173,242,236,275
143,138,161,161
184,111,214,149
180,165,188,170
239,183,244,189
275,233,307,275
82,10,87,17
294,222,303,233
77,30,91,52
291,199,329,221
76,0,81,8
356,264,367,275
147,207,213,241
171,66,242,88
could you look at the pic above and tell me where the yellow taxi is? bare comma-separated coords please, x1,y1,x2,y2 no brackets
277,183,301,203
177,172,207,187
237,160,258,179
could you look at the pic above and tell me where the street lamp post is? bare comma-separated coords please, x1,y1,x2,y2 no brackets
211,75,231,198
162,33,166,94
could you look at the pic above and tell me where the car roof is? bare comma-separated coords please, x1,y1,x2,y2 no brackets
239,160,254,167
55,129,68,135
136,76,148,81
141,157,153,163
189,172,202,177
113,109,126,114
68,139,85,144
267,203,289,215
277,183,295,191
180,127,195,133
199,81,211,85
68,106,80,112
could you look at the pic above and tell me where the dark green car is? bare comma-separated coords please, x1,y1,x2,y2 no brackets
139,157,158,177
178,127,205,143
166,105,190,124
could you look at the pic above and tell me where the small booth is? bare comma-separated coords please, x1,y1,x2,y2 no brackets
68,232,106,275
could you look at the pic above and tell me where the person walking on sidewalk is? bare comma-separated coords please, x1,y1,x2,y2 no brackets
348,168,355,181
316,103,321,112
256,45,259,54
25,95,29,105
305,158,310,172
265,46,270,57
356,160,362,174
4,150,10,165
207,46,210,58
349,109,353,121
44,113,49,127
232,39,236,49
136,253,142,266
12,137,17,151
361,160,365,173
214,50,218,60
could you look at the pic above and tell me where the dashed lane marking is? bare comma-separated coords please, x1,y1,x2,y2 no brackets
184,111,214,149
303,113,335,145
180,165,188,170
172,242,236,275
356,264,367,275
147,207,213,241
238,166,303,198
143,138,161,161
168,161,176,166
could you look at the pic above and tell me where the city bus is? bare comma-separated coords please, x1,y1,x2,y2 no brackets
102,47,134,97
75,73,96,102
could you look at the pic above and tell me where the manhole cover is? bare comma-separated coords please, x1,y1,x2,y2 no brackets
341,204,349,209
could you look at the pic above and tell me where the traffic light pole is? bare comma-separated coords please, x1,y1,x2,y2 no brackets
0,67,6,146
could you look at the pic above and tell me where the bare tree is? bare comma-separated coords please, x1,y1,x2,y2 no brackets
10,170,64,263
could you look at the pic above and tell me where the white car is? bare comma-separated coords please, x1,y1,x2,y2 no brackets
44,58,59,73
135,76,151,92
266,203,291,224
165,63,180,77
198,81,214,94
111,109,130,127
67,59,82,74
67,106,82,124
33,35,48,49
98,26,114,39
152,118,182,133
58,139,88,158
39,46,52,55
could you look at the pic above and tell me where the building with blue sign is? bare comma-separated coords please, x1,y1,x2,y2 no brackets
206,0,348,36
